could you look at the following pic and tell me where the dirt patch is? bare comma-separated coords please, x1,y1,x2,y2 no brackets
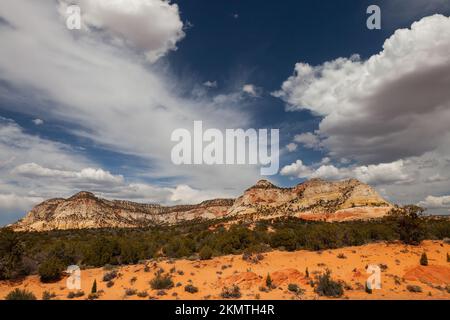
220,272,261,289
270,268,306,286
403,265,450,285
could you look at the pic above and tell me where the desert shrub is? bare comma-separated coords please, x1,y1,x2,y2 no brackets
67,290,84,299
42,291,56,300
106,280,114,288
87,293,99,300
125,288,137,296
137,290,148,298
184,284,199,294
314,270,344,298
220,285,241,299
337,253,347,259
150,274,174,290
287,283,304,294
407,285,422,293
420,253,428,266
157,290,166,296
199,245,214,260
38,256,64,283
102,270,117,282
5,288,36,300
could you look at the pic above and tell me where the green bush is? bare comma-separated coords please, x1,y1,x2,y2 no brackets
314,270,344,298
38,257,64,283
150,274,174,290
5,288,36,300
199,245,213,260
420,252,428,266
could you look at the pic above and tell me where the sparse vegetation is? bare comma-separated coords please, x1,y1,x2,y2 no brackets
221,285,241,299
287,283,304,295
0,211,448,283
184,284,199,294
125,288,137,296
137,290,148,298
102,270,117,282
150,274,174,290
199,245,213,260
67,291,84,299
407,285,422,293
5,288,36,300
38,257,64,283
420,252,428,266
314,270,344,298
42,291,56,300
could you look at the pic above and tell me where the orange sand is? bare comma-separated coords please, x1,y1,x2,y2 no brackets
1,240,449,300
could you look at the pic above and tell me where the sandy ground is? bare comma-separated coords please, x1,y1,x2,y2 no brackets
1,240,449,300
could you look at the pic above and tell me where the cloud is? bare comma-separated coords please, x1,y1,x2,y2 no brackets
418,195,450,210
286,143,297,152
281,159,411,186
32,118,44,125
0,193,43,214
60,0,185,62
203,80,218,88
280,160,311,178
12,162,124,186
0,0,260,196
274,15,450,164
293,132,320,149
242,84,261,97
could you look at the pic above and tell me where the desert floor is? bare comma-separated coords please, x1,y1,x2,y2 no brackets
1,240,449,300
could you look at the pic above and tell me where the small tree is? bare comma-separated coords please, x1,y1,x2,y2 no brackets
305,267,309,278
388,205,425,245
265,273,274,289
91,279,97,294
420,253,428,266
447,253,449,263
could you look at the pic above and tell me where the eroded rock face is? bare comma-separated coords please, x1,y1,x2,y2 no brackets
227,178,392,221
11,179,392,231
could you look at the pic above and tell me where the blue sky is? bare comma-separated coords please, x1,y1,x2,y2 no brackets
0,0,450,225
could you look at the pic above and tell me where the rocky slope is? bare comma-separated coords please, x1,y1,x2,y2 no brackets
10,179,392,231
